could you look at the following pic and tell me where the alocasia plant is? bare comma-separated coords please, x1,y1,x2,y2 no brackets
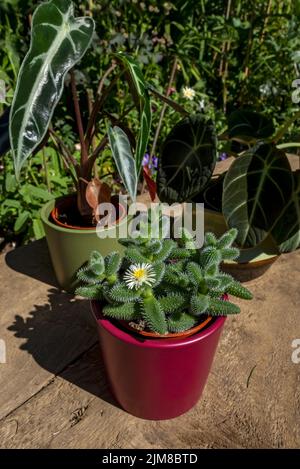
9,0,95,179
8,0,152,223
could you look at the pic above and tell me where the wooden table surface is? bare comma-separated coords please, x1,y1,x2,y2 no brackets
0,238,299,448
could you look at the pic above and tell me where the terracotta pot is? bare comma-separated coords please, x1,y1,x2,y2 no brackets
41,194,127,292
91,301,226,420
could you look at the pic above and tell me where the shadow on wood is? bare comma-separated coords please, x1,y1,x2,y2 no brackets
7,287,120,410
5,238,58,287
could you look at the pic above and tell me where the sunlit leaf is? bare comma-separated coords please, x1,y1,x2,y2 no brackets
9,0,95,178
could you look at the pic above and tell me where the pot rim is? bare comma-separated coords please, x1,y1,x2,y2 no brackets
41,194,128,234
120,315,213,339
90,300,226,349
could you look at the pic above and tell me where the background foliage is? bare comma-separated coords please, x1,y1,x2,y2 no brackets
1,0,300,248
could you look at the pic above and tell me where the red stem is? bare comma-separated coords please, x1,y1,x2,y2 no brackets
70,69,89,171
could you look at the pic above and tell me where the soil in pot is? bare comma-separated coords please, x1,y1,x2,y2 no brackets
51,194,125,230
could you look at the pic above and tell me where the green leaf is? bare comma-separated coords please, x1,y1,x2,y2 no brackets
108,283,141,303
5,173,17,192
157,114,217,204
190,294,209,316
209,298,240,315
108,125,137,201
158,293,186,313
167,312,196,333
32,218,45,239
115,53,151,175
151,262,165,287
199,246,222,269
204,232,217,246
187,262,204,286
103,302,140,321
152,239,176,262
75,284,103,300
77,266,101,284
271,171,300,252
223,143,293,248
104,251,121,277
14,211,30,232
142,296,167,334
227,110,275,143
89,251,105,276
9,0,95,178
227,281,253,300
220,247,240,261
216,229,238,249
124,247,149,264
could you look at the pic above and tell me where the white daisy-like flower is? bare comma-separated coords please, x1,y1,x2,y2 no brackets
182,86,196,101
124,263,156,289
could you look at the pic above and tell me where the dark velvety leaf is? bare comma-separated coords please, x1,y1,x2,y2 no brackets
157,114,217,204
223,142,293,248
271,170,300,252
227,110,275,143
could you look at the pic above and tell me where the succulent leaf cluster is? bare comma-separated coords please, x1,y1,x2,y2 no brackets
76,227,252,335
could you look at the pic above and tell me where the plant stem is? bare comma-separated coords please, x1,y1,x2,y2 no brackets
86,88,98,178
150,57,178,159
70,69,89,170
85,63,117,148
86,135,108,177
49,128,78,168
273,109,300,143
42,147,51,192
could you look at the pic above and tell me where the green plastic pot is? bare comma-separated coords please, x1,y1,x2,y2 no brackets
41,195,127,292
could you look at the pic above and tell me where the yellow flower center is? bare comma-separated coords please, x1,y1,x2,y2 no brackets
133,268,146,281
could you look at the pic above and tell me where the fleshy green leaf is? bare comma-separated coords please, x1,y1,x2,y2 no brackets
108,125,137,201
167,312,196,333
216,228,238,249
158,293,187,313
9,0,95,178
89,251,105,275
103,302,140,320
75,284,103,300
104,251,121,277
108,283,141,303
227,281,253,300
142,296,167,334
209,297,240,315
190,294,209,316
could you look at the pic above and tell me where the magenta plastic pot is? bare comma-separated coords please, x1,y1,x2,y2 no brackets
91,301,226,420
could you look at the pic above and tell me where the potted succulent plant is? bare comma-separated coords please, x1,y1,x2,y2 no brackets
76,219,252,420
157,110,300,279
8,0,152,291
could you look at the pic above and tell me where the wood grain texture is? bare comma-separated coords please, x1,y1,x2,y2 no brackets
0,242,299,448
0,239,97,420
